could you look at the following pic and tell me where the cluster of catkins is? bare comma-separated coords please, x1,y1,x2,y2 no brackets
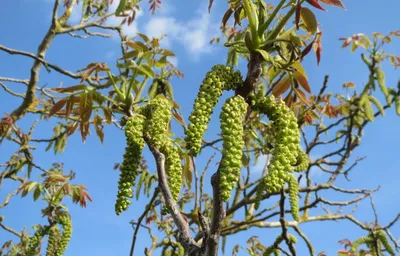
144,97,182,201
115,114,146,216
264,234,297,256
219,95,248,201
351,229,395,256
251,95,309,221
46,225,60,256
25,211,72,256
26,225,49,256
115,97,183,216
185,64,243,156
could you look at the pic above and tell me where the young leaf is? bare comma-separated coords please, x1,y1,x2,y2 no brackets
272,75,291,97
293,71,311,93
49,99,67,116
306,0,326,11
300,7,318,34
319,0,345,8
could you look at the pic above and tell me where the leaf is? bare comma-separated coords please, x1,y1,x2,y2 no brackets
293,71,311,93
313,31,323,65
300,7,318,34
49,99,67,116
125,41,145,51
319,0,345,8
136,33,150,43
138,64,154,78
301,39,314,60
103,109,112,124
241,153,250,167
255,49,271,62
94,115,104,143
115,0,127,16
342,82,355,88
173,113,186,127
49,84,86,94
208,0,214,12
268,66,281,83
272,75,291,97
183,153,193,189
161,49,176,57
33,186,41,201
306,0,326,11
79,92,93,123
295,1,301,30
294,88,310,106
121,50,140,60
222,8,234,27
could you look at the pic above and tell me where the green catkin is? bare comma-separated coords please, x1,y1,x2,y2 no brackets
219,95,248,201
56,212,72,256
164,145,183,201
375,68,391,106
144,97,172,149
293,148,309,172
273,249,280,256
287,175,299,221
46,225,60,256
115,114,146,215
395,96,400,116
185,65,243,156
376,230,395,256
252,95,308,209
144,97,182,201
350,236,374,253
26,226,49,256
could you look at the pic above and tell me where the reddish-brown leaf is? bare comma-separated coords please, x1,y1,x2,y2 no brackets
294,88,310,106
272,76,292,97
222,8,233,27
208,0,214,13
319,0,345,8
49,99,67,116
295,1,301,30
313,31,323,65
293,71,311,93
301,39,314,60
306,0,325,11
49,84,86,94
94,115,104,144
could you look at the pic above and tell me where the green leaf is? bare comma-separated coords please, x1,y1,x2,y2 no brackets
137,33,150,43
138,64,154,78
33,186,41,201
115,0,127,16
300,7,318,34
183,153,193,189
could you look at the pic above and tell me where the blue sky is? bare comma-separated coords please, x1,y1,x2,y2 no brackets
1,0,400,255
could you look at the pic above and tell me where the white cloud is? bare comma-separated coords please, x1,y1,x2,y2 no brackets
143,6,219,59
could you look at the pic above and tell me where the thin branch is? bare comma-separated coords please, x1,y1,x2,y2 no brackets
130,188,160,256
144,135,201,254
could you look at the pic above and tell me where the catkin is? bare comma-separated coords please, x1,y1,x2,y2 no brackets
144,97,182,201
115,114,146,215
219,95,248,201
185,65,243,156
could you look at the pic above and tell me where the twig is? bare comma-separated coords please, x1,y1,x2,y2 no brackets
130,188,160,256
